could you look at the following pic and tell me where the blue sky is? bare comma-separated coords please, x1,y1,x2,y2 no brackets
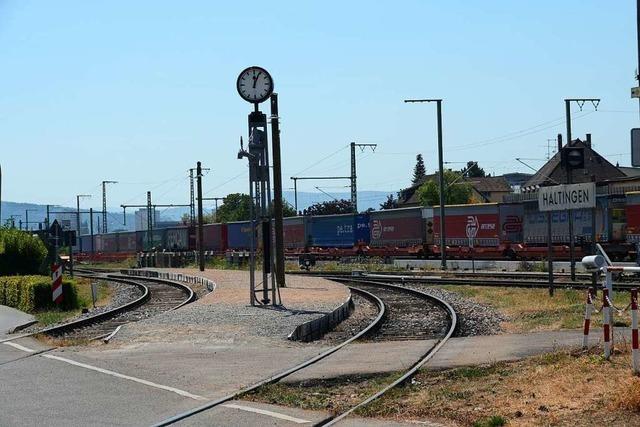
1,1,638,212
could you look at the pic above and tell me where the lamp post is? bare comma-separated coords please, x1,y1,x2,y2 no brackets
404,98,447,270
76,194,91,252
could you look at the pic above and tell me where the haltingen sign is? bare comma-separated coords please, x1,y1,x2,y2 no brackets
538,182,596,212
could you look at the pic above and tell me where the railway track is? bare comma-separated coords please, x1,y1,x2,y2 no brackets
153,278,456,426
39,273,195,341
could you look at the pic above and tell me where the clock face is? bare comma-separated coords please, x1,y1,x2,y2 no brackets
236,66,274,104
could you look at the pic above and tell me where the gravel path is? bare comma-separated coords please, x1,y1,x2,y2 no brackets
401,284,506,336
22,280,144,334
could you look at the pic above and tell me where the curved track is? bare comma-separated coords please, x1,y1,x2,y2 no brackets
154,277,457,426
40,274,195,341
314,278,457,426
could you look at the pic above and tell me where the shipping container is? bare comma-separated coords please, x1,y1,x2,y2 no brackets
165,227,189,251
227,221,253,249
101,233,119,252
433,203,500,247
499,203,524,243
136,229,165,251
626,192,640,242
355,214,370,245
203,223,227,251
369,207,423,248
282,217,307,249
117,231,137,252
79,234,94,253
523,201,604,244
307,214,358,248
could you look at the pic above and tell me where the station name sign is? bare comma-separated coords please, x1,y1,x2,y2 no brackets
537,182,596,212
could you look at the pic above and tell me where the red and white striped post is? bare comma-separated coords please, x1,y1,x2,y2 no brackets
51,263,63,304
583,287,595,349
603,288,611,359
632,288,639,374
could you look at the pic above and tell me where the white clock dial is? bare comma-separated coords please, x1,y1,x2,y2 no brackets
237,66,274,104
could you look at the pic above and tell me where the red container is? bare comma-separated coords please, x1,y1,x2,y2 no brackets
626,192,640,243
203,223,228,251
369,207,424,248
433,204,500,247
283,217,306,248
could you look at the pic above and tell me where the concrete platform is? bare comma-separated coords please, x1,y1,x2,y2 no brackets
0,305,35,338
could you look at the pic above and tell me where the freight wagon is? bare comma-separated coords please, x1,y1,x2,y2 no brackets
282,216,306,249
116,231,137,253
227,221,253,250
165,227,190,251
203,223,227,252
306,214,369,248
366,207,426,257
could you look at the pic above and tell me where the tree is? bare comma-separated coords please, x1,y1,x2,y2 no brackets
216,193,252,223
304,199,354,215
416,170,473,206
464,161,486,178
380,194,398,210
412,154,427,185
282,201,297,217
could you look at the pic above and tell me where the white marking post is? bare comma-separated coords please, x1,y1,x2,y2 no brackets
632,289,639,375
603,288,611,360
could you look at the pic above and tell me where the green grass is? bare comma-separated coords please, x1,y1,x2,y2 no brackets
32,278,112,327
473,415,507,427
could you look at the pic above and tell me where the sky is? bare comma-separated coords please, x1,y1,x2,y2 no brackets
1,0,639,215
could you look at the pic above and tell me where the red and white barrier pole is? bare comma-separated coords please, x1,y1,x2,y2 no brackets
632,288,639,374
583,287,594,349
603,288,611,360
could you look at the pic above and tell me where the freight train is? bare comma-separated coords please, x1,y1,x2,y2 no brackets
76,190,640,262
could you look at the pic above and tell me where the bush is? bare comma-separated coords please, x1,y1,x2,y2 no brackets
0,275,79,312
0,228,48,275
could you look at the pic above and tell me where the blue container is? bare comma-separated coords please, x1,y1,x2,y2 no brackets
308,214,358,248
227,221,253,249
354,213,371,245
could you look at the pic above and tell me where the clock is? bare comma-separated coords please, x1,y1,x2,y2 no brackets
236,66,274,104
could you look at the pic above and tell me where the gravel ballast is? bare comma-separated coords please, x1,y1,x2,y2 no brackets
402,284,506,336
22,280,144,334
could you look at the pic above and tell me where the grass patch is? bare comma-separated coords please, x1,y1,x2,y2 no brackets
246,347,640,426
82,257,137,269
32,278,112,327
439,285,632,333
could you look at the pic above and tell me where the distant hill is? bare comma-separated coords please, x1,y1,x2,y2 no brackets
1,190,392,232
0,201,135,232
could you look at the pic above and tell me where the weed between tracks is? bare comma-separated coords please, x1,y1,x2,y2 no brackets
439,285,632,333
245,346,640,426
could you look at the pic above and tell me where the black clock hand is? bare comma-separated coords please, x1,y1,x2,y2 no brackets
252,72,262,88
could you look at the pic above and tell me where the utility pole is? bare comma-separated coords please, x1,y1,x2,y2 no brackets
350,142,377,213
637,0,640,119
102,180,117,233
76,194,91,252
545,138,557,160
189,168,195,226
146,191,153,249
292,177,298,213
25,209,38,231
89,208,94,254
189,167,210,226
271,93,286,287
196,162,205,272
0,164,2,226
405,99,447,270
564,98,600,281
